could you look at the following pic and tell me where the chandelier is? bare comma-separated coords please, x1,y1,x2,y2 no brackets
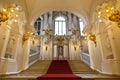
0,12,9,23
96,3,114,22
96,2,120,28
109,10,120,27
0,4,21,24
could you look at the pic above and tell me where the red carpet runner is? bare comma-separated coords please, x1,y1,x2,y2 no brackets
37,60,82,80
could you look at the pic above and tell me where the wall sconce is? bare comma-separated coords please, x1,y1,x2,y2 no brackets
88,33,96,45
74,45,77,51
44,41,48,51
85,33,96,46
72,41,77,51
43,28,52,35
32,37,35,45
45,45,48,51
69,28,78,35
22,32,33,44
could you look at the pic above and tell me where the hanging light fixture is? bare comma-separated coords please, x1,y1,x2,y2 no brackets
96,2,120,28
108,10,120,27
0,4,21,24
0,9,9,23
96,3,115,22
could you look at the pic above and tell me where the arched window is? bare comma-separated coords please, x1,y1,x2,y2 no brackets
34,17,41,35
55,16,66,35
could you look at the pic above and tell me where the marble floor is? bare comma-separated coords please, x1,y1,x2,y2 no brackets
0,60,120,80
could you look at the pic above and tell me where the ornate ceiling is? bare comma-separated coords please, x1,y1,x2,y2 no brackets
0,0,105,25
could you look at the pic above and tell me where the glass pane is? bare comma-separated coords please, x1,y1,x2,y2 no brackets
38,22,41,30
63,22,66,35
55,22,58,35
55,16,66,35
59,22,62,35
56,16,65,21
80,22,84,35
34,18,41,35
34,22,37,27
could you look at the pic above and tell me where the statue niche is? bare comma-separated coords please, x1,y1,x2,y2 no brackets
58,46,64,60
5,36,15,59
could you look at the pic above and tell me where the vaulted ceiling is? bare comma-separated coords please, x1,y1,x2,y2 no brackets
24,0,105,24
25,0,93,24
0,0,105,25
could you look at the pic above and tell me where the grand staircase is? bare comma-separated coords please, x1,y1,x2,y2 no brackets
0,60,120,80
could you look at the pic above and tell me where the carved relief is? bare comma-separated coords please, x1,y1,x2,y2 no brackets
5,33,16,59
106,34,114,59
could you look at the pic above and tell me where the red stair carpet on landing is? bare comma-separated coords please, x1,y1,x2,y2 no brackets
37,60,82,80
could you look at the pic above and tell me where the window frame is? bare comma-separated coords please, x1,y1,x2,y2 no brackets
54,16,66,35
